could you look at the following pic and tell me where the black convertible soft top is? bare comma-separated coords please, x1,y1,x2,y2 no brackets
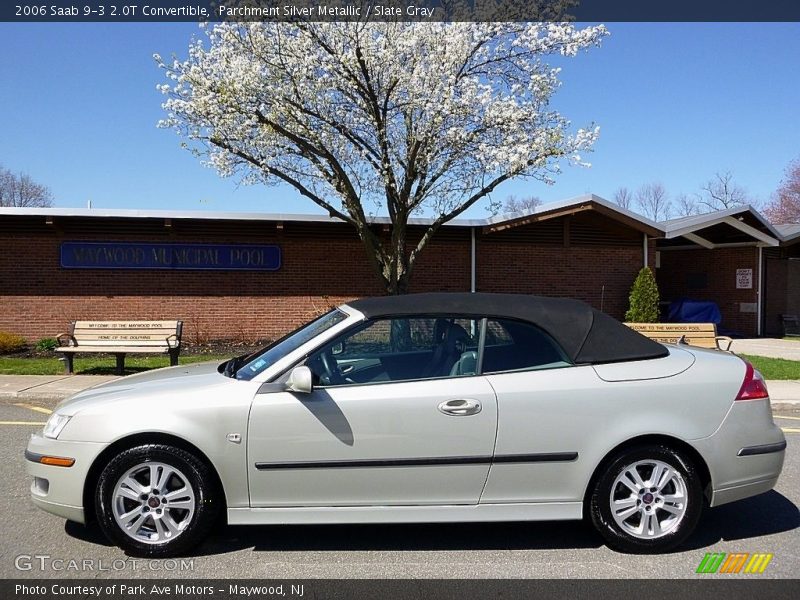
346,292,668,365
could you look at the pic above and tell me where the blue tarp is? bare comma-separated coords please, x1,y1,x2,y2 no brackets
667,299,722,325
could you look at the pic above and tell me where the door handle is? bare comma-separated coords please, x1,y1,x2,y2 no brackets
438,398,482,416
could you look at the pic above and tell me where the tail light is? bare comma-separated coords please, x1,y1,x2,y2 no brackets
735,360,769,401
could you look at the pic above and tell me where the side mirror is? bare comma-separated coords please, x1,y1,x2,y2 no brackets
331,341,345,355
285,366,313,394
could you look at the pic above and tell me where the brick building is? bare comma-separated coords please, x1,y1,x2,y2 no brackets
657,207,785,337
763,224,800,336
0,195,796,343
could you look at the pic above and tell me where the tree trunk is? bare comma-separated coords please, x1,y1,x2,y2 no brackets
353,217,412,297
385,274,409,295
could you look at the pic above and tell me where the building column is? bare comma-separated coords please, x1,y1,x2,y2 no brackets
470,227,477,293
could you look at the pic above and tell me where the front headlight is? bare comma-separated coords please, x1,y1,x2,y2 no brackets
43,413,71,439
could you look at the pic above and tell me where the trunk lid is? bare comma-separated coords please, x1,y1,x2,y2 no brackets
592,345,695,382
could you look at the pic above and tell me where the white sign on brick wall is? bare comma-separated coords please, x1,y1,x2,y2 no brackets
736,268,753,289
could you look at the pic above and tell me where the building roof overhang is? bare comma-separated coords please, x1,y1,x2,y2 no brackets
481,194,663,237
661,205,781,248
0,198,794,246
775,224,800,246
0,195,664,237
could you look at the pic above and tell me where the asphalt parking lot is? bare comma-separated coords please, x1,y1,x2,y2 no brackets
1,397,798,580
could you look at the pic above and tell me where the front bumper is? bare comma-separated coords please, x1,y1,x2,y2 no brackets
25,433,107,524
691,398,786,507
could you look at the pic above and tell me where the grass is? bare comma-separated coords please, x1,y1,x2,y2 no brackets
0,354,230,376
740,354,800,380
1,350,798,381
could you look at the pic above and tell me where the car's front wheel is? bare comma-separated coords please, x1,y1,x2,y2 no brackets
95,444,219,556
589,444,703,553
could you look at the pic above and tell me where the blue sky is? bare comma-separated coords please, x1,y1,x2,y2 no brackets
0,22,798,216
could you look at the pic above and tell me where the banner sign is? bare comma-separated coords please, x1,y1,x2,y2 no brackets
3,1,800,23
60,241,281,271
4,579,798,600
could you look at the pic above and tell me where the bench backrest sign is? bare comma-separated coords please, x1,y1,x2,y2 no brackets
627,323,715,333
60,241,281,271
625,322,721,349
71,321,182,348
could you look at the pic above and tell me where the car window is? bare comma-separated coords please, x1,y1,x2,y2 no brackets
236,309,348,380
484,320,513,346
307,316,479,387
482,318,571,373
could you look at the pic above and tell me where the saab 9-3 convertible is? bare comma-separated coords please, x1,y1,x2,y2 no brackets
26,293,785,556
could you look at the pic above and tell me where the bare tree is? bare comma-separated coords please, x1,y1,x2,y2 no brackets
674,193,700,217
613,187,633,210
502,194,542,214
635,182,671,222
0,165,53,208
698,171,747,211
763,158,800,224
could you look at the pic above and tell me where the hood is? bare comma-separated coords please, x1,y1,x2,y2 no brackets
54,360,228,416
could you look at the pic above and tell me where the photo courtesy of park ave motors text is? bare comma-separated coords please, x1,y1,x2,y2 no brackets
1,2,799,596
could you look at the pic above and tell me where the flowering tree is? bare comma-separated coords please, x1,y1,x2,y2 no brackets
763,159,800,224
158,21,607,293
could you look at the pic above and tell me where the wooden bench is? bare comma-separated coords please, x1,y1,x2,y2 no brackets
55,320,183,375
625,322,733,351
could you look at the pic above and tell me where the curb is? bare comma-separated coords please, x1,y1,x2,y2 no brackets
771,401,800,411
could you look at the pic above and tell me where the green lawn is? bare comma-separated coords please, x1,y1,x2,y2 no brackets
0,354,230,376
740,354,800,380
1,350,798,381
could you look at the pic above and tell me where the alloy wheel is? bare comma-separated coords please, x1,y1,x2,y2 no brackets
609,459,688,539
111,461,196,545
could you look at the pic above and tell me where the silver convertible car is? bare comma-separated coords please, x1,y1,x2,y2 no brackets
26,293,786,556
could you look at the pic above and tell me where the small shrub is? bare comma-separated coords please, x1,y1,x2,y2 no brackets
35,337,59,352
625,267,660,323
0,331,27,354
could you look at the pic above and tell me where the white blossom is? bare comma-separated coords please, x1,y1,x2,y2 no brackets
157,21,608,290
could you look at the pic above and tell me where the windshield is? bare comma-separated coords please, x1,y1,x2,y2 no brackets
234,309,348,381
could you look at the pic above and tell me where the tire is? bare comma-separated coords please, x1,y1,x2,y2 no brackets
95,444,220,557
589,444,703,554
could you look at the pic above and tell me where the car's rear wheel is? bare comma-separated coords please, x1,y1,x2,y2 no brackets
589,444,703,553
95,444,219,557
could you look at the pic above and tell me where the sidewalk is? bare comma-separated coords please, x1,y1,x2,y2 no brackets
763,380,800,406
0,374,798,405
730,338,800,361
0,375,119,401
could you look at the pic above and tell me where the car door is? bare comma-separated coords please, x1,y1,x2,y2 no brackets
478,318,599,504
247,316,498,507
